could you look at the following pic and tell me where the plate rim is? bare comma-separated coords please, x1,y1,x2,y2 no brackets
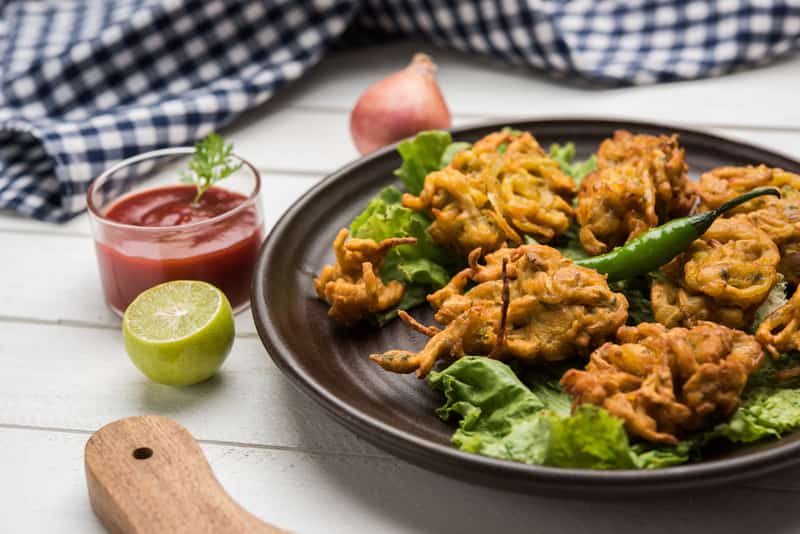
252,117,800,494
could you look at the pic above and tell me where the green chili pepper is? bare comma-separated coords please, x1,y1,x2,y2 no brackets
574,187,780,282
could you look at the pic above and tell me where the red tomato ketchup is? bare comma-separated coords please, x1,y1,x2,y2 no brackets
92,185,263,314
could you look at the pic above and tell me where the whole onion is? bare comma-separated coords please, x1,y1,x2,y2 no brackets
350,53,452,155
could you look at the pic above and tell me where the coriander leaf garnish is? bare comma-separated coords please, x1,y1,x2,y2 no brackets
181,132,242,205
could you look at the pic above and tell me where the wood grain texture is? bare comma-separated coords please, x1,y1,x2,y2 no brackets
0,322,383,456
3,426,800,534
85,416,283,534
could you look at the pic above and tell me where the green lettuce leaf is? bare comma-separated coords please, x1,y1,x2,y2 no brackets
630,441,694,469
350,186,457,324
545,142,596,261
395,131,461,195
440,142,471,167
544,406,636,469
523,373,572,417
549,142,597,185
427,356,551,466
427,357,690,470
711,387,800,443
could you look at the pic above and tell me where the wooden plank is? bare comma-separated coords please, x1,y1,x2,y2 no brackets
84,416,284,533
0,321,383,455
4,426,800,534
222,106,480,174
283,40,800,131
0,222,258,335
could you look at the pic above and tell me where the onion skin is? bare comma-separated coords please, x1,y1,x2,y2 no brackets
350,53,452,155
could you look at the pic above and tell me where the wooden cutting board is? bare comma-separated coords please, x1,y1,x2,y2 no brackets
85,415,286,533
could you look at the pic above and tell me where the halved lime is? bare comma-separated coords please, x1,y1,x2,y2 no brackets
123,280,235,386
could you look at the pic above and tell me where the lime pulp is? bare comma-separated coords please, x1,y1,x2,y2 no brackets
122,280,235,386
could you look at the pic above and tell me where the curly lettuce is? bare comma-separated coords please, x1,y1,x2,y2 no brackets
549,142,597,186
428,355,800,469
427,357,689,469
394,131,469,195
711,387,800,443
350,186,457,324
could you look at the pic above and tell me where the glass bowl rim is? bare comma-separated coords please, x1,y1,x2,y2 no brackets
86,146,261,233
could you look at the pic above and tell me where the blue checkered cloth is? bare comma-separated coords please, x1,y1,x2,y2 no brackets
2,0,799,222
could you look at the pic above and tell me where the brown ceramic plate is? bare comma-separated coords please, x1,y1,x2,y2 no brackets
252,119,800,496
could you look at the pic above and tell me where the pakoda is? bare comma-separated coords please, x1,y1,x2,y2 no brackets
402,131,576,257
696,165,800,283
314,228,416,326
650,216,780,329
370,244,628,377
561,322,764,444
576,131,693,255
650,280,753,330
757,285,800,356
576,164,658,255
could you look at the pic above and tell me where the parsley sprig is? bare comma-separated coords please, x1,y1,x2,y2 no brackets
181,133,242,205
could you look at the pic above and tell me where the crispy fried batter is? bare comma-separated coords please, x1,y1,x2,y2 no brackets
756,285,800,356
696,165,800,283
576,165,658,255
576,131,693,255
561,322,764,444
597,130,694,220
683,216,780,306
651,279,753,330
402,131,576,257
650,217,780,329
314,228,416,326
370,244,628,377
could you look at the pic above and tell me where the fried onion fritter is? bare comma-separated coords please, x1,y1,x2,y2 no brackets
650,217,780,329
651,279,753,330
696,165,800,283
561,322,764,444
576,131,693,255
757,285,800,356
402,131,576,257
314,228,416,326
682,216,780,307
576,165,658,255
597,130,694,220
370,244,628,377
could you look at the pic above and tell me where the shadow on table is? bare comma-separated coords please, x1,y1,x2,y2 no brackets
134,373,228,414
276,377,800,534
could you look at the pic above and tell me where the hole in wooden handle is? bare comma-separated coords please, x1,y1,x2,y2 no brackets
132,447,153,460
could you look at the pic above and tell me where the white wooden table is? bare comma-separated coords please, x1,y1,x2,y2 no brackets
2,40,800,533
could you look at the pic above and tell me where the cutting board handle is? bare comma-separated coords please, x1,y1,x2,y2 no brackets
85,415,285,534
